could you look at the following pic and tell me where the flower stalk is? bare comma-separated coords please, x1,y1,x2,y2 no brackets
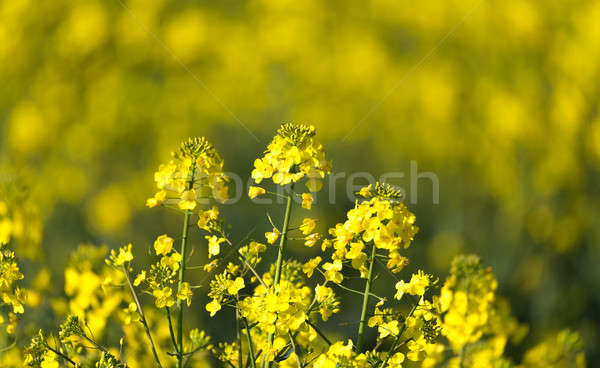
264,185,294,368
356,243,377,352
176,163,196,368
122,265,163,368
273,185,294,286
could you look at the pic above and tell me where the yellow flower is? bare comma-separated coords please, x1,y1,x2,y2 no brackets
395,271,430,300
304,233,320,247
301,193,314,209
161,252,182,271
358,185,372,198
251,124,330,190
378,320,399,339
133,270,146,286
303,256,322,278
323,260,343,284
146,190,167,208
248,186,266,199
265,228,280,244
177,282,193,306
153,287,175,308
108,243,133,266
299,218,317,235
178,189,197,210
198,206,219,230
206,299,221,317
151,137,229,206
40,351,59,368
226,277,245,295
206,235,225,258
153,234,174,256
203,259,219,272
388,352,405,367
315,284,332,302
345,242,365,259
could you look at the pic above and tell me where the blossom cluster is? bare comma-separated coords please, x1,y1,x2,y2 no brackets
12,125,588,368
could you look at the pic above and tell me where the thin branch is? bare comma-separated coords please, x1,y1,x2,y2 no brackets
122,265,163,368
166,306,180,354
288,333,303,368
43,344,77,367
305,320,332,346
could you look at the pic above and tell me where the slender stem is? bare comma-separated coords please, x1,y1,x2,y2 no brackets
122,265,163,368
288,333,303,368
273,187,294,286
44,344,77,366
305,320,332,346
333,280,382,300
356,243,378,352
236,298,243,368
243,318,257,368
378,297,421,368
166,307,179,354
177,164,196,368
263,185,294,368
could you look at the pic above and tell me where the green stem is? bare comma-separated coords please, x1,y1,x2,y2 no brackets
305,320,332,346
263,185,294,368
166,307,179,355
177,164,196,368
122,265,163,367
44,344,77,367
236,298,243,368
356,243,377,352
378,297,420,368
243,318,258,368
273,187,294,286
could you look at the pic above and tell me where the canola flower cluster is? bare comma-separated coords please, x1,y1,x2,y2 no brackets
252,123,331,192
2,124,587,368
4,4,600,362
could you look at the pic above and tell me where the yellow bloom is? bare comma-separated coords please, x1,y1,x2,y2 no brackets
389,352,405,367
133,270,146,286
177,282,193,306
323,260,343,284
345,242,365,259
161,252,182,271
203,259,219,272
395,271,430,300
299,218,317,235
378,320,400,339
178,189,197,210
206,299,221,317
248,186,266,199
304,233,320,247
206,235,225,258
40,351,59,368
226,277,245,295
146,190,167,208
265,228,280,244
315,284,332,302
108,243,133,266
251,124,330,190
301,193,314,209
198,206,220,230
303,256,322,278
153,286,175,308
358,185,372,198
153,234,174,256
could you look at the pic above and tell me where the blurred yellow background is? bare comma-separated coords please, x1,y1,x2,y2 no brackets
1,0,599,364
